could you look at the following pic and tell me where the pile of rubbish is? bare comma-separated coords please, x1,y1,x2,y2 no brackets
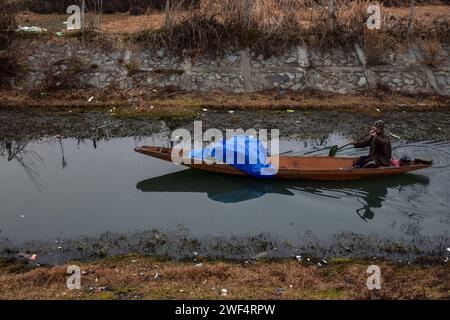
16,25,48,33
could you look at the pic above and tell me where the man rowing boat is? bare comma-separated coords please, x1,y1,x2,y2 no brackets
352,120,392,168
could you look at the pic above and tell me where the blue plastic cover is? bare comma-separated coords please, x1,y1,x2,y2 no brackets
189,135,277,178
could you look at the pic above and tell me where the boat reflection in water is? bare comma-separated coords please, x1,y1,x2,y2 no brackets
136,169,430,221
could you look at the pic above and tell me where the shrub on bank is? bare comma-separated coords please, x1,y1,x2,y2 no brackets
23,0,200,14
21,0,444,14
0,53,19,87
0,1,20,50
133,1,449,57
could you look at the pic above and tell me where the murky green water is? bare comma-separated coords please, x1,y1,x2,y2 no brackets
1,135,449,253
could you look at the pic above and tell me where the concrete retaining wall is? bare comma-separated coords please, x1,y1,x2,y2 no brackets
15,41,450,95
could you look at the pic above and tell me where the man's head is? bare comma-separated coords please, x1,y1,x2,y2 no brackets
372,120,385,134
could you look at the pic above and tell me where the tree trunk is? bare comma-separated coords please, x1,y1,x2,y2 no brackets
408,0,415,37
241,0,252,31
328,0,336,30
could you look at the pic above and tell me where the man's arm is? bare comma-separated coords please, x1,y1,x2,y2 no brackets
354,136,371,148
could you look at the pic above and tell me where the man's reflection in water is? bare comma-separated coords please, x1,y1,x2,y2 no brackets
355,184,388,221
356,197,379,221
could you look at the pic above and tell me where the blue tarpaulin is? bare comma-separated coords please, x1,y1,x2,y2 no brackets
189,135,277,178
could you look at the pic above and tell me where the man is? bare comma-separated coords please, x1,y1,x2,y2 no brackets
352,120,392,168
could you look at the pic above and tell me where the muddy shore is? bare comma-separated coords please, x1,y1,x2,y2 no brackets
1,89,449,141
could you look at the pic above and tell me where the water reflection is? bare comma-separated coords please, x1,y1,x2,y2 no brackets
137,169,430,221
0,140,44,189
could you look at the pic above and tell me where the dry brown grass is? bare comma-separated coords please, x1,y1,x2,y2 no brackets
127,1,450,55
418,38,445,67
0,255,448,299
15,3,450,55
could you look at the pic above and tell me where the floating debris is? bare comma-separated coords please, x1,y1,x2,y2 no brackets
16,253,38,261
274,287,284,294
195,263,203,268
251,251,268,260
154,272,160,280
88,96,94,102
17,26,48,33
221,288,228,296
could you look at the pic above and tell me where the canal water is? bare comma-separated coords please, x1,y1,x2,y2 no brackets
0,135,449,261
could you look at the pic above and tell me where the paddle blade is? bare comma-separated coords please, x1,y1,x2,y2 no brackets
328,145,338,157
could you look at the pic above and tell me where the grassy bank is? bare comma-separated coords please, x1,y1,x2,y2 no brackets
0,254,448,299
1,89,449,121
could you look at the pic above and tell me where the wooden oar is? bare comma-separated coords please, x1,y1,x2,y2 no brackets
277,134,370,157
275,144,344,157
275,145,341,157
328,134,369,157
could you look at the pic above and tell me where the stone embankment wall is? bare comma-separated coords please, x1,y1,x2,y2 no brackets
16,41,450,95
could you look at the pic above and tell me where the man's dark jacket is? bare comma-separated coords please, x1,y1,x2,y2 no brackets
354,133,392,167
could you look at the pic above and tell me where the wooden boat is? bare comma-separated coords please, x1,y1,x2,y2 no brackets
134,146,432,181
